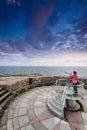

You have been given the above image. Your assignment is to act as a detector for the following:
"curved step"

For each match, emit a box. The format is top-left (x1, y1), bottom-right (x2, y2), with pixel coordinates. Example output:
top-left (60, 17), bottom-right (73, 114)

top-left (55, 96), bottom-right (63, 103)
top-left (55, 93), bottom-right (62, 98)
top-left (0, 89), bottom-right (8, 96)
top-left (0, 87), bottom-right (4, 91)
top-left (52, 96), bottom-right (62, 107)
top-left (0, 91), bottom-right (11, 103)
top-left (0, 94), bottom-right (12, 110)
top-left (47, 103), bottom-right (63, 119)
top-left (51, 101), bottom-right (62, 113)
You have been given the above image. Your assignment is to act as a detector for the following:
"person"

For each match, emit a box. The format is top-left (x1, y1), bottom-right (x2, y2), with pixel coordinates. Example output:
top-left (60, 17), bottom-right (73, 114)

top-left (69, 71), bottom-right (78, 94)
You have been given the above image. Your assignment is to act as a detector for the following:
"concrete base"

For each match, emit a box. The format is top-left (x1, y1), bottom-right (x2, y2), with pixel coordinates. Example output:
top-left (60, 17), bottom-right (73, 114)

top-left (66, 99), bottom-right (80, 111)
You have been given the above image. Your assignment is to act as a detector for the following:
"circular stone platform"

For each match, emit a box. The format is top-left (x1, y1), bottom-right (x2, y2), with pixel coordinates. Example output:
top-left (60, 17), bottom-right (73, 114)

top-left (1, 86), bottom-right (87, 130)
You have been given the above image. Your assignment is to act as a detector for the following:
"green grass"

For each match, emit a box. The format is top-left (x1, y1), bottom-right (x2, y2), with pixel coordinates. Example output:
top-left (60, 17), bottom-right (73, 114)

top-left (11, 73), bottom-right (29, 76)
top-left (8, 73), bottom-right (43, 77)
top-left (31, 73), bottom-right (44, 76)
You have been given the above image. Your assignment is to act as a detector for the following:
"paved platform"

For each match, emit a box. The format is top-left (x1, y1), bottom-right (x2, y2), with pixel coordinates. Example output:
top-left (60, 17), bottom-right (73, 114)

top-left (2, 86), bottom-right (87, 130)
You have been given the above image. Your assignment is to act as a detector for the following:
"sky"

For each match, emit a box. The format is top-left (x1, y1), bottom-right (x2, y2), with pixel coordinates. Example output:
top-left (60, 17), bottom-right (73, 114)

top-left (0, 0), bottom-right (87, 66)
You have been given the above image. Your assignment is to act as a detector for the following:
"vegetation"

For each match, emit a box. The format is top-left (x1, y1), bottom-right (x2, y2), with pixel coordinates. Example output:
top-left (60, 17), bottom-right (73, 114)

top-left (31, 73), bottom-right (44, 76)
top-left (0, 73), bottom-right (43, 77)
top-left (11, 73), bottom-right (29, 76)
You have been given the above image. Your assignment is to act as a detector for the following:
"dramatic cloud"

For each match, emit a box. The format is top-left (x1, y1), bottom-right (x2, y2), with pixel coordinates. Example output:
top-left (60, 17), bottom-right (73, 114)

top-left (0, 0), bottom-right (87, 66)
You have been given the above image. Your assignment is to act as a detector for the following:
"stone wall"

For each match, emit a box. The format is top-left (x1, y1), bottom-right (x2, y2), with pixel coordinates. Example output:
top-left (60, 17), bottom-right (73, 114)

top-left (39, 76), bottom-right (62, 84)
top-left (0, 76), bottom-right (62, 92)
top-left (0, 77), bottom-right (30, 92)
top-left (0, 77), bottom-right (35, 92)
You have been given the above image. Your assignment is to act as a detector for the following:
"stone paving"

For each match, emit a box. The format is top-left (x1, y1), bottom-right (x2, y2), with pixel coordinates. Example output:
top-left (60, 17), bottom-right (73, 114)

top-left (2, 86), bottom-right (87, 130)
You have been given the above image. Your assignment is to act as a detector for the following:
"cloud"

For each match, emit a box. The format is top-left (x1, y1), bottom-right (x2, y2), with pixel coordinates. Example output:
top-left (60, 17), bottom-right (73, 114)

top-left (0, 0), bottom-right (87, 66)
top-left (7, 0), bottom-right (21, 7)
top-left (0, 50), bottom-right (87, 66)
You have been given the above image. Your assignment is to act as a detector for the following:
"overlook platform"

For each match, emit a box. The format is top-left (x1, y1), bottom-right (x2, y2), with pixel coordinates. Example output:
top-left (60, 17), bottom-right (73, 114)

top-left (1, 84), bottom-right (87, 130)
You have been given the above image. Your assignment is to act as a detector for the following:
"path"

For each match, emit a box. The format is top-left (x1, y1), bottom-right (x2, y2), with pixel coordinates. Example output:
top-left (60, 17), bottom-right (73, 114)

top-left (1, 86), bottom-right (87, 130)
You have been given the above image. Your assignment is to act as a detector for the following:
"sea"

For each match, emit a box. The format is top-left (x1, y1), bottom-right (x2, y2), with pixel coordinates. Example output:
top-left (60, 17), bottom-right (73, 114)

top-left (0, 66), bottom-right (87, 78)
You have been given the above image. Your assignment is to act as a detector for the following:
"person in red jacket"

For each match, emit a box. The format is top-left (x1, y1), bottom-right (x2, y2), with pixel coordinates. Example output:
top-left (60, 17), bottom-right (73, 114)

top-left (69, 71), bottom-right (78, 94)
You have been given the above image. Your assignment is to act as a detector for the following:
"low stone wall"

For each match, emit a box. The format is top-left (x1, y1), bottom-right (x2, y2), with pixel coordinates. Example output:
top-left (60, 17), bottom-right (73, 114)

top-left (0, 76), bottom-right (87, 92)
top-left (37, 76), bottom-right (62, 84)
top-left (0, 76), bottom-right (62, 92)
top-left (0, 77), bottom-right (29, 92)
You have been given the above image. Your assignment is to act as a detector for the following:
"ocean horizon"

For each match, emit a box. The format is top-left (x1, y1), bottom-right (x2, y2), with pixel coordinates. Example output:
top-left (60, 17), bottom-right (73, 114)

top-left (0, 66), bottom-right (87, 78)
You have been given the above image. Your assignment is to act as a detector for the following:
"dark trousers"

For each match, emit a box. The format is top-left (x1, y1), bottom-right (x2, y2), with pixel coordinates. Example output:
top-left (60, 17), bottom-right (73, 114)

top-left (73, 83), bottom-right (78, 93)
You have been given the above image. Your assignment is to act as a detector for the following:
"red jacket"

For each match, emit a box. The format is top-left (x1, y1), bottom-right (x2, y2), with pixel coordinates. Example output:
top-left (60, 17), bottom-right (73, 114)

top-left (69, 73), bottom-right (78, 84)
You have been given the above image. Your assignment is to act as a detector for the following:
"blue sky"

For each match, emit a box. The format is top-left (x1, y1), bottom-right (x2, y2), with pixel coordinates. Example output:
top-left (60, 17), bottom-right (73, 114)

top-left (0, 0), bottom-right (87, 66)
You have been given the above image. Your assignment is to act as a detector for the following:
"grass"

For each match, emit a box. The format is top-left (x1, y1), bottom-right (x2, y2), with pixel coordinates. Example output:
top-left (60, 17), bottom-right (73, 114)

top-left (11, 73), bottom-right (44, 77)
top-left (31, 73), bottom-right (44, 76)
top-left (11, 73), bottom-right (29, 76)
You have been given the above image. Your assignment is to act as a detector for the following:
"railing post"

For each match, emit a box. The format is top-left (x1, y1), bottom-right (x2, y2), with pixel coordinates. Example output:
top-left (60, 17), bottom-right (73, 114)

top-left (61, 86), bottom-right (67, 118)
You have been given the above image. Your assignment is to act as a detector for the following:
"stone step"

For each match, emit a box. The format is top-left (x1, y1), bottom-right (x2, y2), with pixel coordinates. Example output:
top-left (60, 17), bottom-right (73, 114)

top-left (0, 87), bottom-right (4, 91)
top-left (0, 89), bottom-right (8, 96)
top-left (52, 96), bottom-right (62, 107)
top-left (51, 100), bottom-right (62, 113)
top-left (55, 96), bottom-right (63, 103)
top-left (0, 91), bottom-right (11, 103)
top-left (0, 94), bottom-right (12, 110)
top-left (55, 93), bottom-right (62, 98)
top-left (47, 103), bottom-right (63, 119)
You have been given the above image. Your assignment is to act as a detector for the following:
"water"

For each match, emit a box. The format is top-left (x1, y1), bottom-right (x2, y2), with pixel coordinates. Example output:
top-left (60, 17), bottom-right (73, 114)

top-left (0, 66), bottom-right (87, 78)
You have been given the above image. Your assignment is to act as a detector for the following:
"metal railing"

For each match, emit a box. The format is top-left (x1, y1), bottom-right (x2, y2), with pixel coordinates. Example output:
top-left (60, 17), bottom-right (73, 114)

top-left (67, 80), bottom-right (85, 96)
top-left (53, 78), bottom-right (85, 98)
top-left (47, 79), bottom-right (67, 118)
top-left (55, 78), bottom-right (85, 96)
